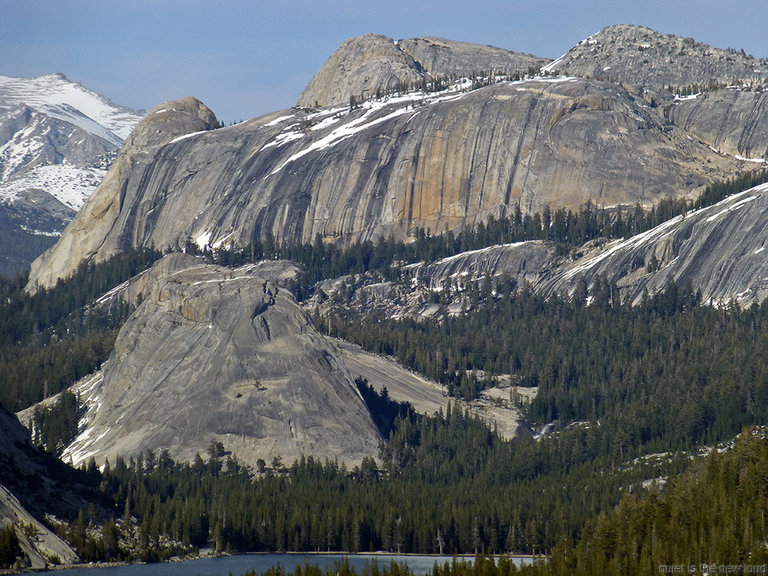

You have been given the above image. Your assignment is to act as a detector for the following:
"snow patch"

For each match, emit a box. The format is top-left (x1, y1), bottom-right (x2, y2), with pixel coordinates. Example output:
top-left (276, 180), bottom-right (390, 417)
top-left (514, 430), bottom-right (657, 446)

top-left (674, 93), bottom-right (700, 101)
top-left (736, 154), bottom-right (767, 164)
top-left (169, 130), bottom-right (207, 145)
top-left (0, 164), bottom-right (107, 210)
top-left (264, 114), bottom-right (294, 127)
top-left (705, 195), bottom-right (758, 223)
top-left (195, 231), bottom-right (212, 249)
top-left (0, 74), bottom-right (142, 143)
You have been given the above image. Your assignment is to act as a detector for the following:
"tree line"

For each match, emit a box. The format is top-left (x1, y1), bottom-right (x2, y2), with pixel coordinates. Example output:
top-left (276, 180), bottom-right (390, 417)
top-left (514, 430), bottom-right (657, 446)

top-left (191, 169), bottom-right (768, 302)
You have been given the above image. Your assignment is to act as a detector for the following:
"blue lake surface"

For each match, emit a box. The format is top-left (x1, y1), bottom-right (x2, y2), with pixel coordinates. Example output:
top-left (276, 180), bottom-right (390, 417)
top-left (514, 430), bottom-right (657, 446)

top-left (55, 553), bottom-right (533, 576)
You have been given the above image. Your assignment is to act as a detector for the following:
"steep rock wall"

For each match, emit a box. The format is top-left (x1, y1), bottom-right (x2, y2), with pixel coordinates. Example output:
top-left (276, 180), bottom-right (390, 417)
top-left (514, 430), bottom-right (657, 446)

top-left (27, 79), bottom-right (742, 291)
top-left (668, 88), bottom-right (768, 160)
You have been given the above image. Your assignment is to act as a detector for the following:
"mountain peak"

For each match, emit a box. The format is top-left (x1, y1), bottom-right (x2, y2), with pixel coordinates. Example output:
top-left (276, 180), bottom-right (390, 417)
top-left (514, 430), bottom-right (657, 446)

top-left (543, 24), bottom-right (768, 90)
top-left (297, 34), bottom-right (423, 108)
top-left (297, 33), bottom-right (550, 109)
top-left (128, 96), bottom-right (219, 150)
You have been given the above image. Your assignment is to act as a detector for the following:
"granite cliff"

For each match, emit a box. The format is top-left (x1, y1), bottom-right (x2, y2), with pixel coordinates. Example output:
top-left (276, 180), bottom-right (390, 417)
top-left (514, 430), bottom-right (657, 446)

top-left (668, 88), bottom-right (768, 160)
top-left (59, 254), bottom-right (382, 468)
top-left (27, 75), bottom-right (743, 291)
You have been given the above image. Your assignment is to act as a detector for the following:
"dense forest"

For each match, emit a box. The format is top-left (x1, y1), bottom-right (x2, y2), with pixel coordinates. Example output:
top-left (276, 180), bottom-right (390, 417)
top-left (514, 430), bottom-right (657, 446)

top-left (60, 394), bottom-right (686, 563)
top-left (2, 171), bottom-right (768, 568)
top-left (324, 279), bottom-right (768, 458)
top-left (535, 428), bottom-right (768, 576)
top-left (0, 207), bottom-right (59, 278)
top-left (0, 246), bottom-right (162, 411)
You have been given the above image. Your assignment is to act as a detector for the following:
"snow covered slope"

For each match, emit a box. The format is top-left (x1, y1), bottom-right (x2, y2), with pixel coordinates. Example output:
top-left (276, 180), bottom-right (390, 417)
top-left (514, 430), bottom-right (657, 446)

top-left (0, 74), bottom-right (143, 275)
top-left (0, 74), bottom-right (143, 210)
top-left (0, 73), bottom-right (139, 145)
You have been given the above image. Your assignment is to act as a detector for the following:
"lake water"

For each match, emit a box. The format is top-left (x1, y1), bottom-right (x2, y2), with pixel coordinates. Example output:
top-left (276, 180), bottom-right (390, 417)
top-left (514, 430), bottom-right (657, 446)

top-left (55, 553), bottom-right (533, 576)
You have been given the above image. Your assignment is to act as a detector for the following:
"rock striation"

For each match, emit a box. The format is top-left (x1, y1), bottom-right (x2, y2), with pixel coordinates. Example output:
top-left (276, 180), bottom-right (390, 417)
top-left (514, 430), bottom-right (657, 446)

top-left (61, 254), bottom-right (382, 468)
top-left (540, 183), bottom-right (768, 306)
top-left (667, 88), bottom-right (768, 160)
top-left (543, 24), bottom-right (768, 92)
top-left (297, 34), bottom-right (424, 108)
top-left (27, 76), bottom-right (744, 291)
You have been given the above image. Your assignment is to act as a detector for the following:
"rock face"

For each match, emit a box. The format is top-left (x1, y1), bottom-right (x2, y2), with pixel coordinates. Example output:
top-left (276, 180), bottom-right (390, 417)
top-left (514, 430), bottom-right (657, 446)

top-left (397, 36), bottom-right (547, 78)
top-left (667, 88), bottom-right (768, 159)
top-left (544, 24), bottom-right (768, 91)
top-left (27, 77), bottom-right (743, 291)
top-left (297, 34), bottom-right (424, 108)
top-left (27, 96), bottom-right (219, 291)
top-left (540, 183), bottom-right (768, 306)
top-left (61, 254), bottom-right (382, 468)
top-left (298, 34), bottom-right (550, 108)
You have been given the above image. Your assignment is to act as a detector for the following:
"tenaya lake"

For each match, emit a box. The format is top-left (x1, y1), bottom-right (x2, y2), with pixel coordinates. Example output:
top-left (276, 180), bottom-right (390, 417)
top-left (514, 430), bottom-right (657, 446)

top-left (51, 553), bottom-right (535, 576)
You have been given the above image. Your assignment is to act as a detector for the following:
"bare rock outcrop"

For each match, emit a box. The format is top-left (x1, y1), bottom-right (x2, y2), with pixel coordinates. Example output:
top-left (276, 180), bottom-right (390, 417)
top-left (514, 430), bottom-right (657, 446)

top-left (540, 183), bottom-right (768, 306)
top-left (398, 36), bottom-right (548, 78)
top-left (544, 24), bottom-right (768, 91)
top-left (298, 33), bottom-right (551, 109)
top-left (27, 96), bottom-right (218, 292)
top-left (297, 34), bottom-right (424, 108)
top-left (61, 254), bottom-right (382, 468)
top-left (667, 88), bottom-right (768, 160)
top-left (27, 76), bottom-right (745, 291)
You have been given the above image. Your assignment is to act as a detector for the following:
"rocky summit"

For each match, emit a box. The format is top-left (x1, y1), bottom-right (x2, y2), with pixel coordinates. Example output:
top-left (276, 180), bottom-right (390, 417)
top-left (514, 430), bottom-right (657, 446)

top-left (59, 254), bottom-right (382, 468)
top-left (543, 24), bottom-right (768, 91)
top-left (298, 33), bottom-right (549, 108)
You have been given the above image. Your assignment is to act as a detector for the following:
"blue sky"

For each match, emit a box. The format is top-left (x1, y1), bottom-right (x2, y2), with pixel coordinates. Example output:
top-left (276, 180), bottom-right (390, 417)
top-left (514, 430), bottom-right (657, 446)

top-left (2, 0), bottom-right (767, 124)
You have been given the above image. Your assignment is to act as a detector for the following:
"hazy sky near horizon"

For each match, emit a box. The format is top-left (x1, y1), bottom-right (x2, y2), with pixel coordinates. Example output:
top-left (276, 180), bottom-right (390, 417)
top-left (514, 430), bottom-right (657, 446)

top-left (2, 0), bottom-right (767, 123)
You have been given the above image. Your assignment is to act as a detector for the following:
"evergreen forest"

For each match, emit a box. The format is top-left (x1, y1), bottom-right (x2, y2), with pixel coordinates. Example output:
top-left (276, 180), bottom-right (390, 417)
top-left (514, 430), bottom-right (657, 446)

top-left (2, 172), bottom-right (768, 570)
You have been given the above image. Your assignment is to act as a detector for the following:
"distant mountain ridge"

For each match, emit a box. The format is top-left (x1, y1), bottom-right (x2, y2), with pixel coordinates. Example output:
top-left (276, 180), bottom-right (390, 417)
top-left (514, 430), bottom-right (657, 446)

top-left (0, 73), bottom-right (143, 275)
top-left (0, 73), bottom-right (143, 206)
